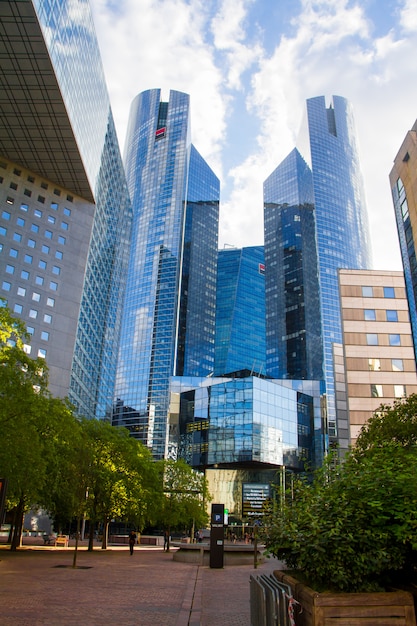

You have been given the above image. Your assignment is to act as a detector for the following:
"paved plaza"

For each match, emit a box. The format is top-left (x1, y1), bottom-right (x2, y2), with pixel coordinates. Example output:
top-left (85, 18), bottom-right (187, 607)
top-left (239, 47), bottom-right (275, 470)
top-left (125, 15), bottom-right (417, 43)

top-left (0, 539), bottom-right (282, 625)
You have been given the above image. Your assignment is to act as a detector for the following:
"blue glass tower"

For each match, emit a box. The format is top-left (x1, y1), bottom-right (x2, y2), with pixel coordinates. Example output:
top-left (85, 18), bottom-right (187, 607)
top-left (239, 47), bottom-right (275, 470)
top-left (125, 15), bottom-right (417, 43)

top-left (306, 96), bottom-right (372, 444)
top-left (114, 89), bottom-right (219, 459)
top-left (264, 148), bottom-right (323, 381)
top-left (214, 246), bottom-right (266, 376)
top-left (0, 0), bottom-right (131, 421)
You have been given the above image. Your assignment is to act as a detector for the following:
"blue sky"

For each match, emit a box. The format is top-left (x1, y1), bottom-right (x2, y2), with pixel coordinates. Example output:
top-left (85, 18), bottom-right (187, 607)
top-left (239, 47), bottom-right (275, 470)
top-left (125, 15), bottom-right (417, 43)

top-left (90, 0), bottom-right (417, 271)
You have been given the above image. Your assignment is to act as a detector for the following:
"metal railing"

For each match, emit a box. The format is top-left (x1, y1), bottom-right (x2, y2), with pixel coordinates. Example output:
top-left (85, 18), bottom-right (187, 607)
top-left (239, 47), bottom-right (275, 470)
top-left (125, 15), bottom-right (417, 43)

top-left (250, 574), bottom-right (298, 626)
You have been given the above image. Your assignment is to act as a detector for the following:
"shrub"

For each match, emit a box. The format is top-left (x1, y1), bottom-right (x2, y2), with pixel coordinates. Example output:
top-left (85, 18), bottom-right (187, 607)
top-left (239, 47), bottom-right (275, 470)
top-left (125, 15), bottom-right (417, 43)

top-left (262, 441), bottom-right (417, 592)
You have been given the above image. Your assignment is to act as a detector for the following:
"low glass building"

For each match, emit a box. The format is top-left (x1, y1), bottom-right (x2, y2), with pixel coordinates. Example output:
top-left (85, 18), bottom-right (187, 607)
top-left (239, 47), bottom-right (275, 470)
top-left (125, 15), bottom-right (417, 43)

top-left (170, 374), bottom-right (322, 470)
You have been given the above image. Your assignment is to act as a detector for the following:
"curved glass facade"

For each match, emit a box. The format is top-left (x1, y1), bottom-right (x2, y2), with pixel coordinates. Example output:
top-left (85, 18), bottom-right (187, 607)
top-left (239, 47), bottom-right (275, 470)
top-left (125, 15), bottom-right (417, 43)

top-left (307, 96), bottom-right (372, 442)
top-left (114, 90), bottom-right (219, 459)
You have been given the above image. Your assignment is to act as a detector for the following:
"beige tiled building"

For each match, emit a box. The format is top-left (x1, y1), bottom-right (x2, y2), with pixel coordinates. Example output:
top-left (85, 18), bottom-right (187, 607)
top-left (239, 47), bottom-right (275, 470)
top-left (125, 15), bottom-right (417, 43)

top-left (389, 120), bottom-right (417, 367)
top-left (339, 269), bottom-right (417, 445)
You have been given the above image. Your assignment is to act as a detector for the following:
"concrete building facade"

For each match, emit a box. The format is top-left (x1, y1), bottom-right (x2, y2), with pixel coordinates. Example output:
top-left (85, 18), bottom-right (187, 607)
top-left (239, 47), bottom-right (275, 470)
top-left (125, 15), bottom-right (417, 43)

top-left (339, 269), bottom-right (417, 445)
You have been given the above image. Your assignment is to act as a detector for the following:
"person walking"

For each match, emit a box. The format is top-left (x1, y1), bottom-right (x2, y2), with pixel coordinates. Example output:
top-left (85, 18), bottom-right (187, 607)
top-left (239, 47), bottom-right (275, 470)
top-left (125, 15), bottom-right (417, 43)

top-left (128, 530), bottom-right (137, 555)
top-left (163, 530), bottom-right (169, 551)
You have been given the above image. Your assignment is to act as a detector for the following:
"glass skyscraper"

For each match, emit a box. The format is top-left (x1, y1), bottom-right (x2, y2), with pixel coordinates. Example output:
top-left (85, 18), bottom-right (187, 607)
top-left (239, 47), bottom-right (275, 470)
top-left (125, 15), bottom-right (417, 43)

top-left (214, 246), bottom-right (266, 377)
top-left (0, 0), bottom-right (131, 420)
top-left (114, 89), bottom-right (219, 459)
top-left (264, 148), bottom-right (323, 381)
top-left (306, 96), bottom-right (372, 446)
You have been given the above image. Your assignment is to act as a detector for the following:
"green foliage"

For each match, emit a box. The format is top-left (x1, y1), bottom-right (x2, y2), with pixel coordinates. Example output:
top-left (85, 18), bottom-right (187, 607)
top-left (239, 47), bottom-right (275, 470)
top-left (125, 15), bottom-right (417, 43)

top-left (262, 395), bottom-right (417, 592)
top-left (158, 459), bottom-right (210, 533)
top-left (0, 304), bottom-right (167, 548)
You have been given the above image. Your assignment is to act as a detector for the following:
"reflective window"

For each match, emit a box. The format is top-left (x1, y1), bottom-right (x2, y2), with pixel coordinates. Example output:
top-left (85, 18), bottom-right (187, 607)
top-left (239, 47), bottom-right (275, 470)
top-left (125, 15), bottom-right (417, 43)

top-left (364, 309), bottom-right (376, 321)
top-left (366, 333), bottom-right (378, 345)
top-left (394, 385), bottom-right (406, 398)
top-left (368, 358), bottom-right (380, 371)
top-left (371, 384), bottom-right (383, 398)
top-left (392, 359), bottom-right (404, 372)
top-left (362, 286), bottom-right (373, 297)
top-left (386, 310), bottom-right (398, 322)
top-left (389, 334), bottom-right (401, 346)
top-left (383, 286), bottom-right (395, 298)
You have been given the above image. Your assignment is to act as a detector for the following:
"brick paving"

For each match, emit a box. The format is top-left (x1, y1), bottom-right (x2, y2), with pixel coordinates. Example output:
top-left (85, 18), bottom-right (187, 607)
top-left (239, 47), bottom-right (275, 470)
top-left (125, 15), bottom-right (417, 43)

top-left (0, 541), bottom-right (283, 625)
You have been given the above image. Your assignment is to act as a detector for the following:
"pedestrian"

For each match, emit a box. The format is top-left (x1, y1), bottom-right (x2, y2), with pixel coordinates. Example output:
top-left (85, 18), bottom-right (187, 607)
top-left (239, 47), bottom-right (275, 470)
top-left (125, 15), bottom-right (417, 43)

top-left (163, 530), bottom-right (169, 551)
top-left (128, 530), bottom-right (137, 555)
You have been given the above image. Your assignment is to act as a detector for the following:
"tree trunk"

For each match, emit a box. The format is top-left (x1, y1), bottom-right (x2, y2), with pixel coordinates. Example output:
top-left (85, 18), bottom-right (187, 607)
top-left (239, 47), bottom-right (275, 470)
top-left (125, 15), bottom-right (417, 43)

top-left (88, 521), bottom-right (95, 551)
top-left (10, 496), bottom-right (25, 551)
top-left (101, 519), bottom-right (109, 549)
top-left (72, 516), bottom-right (81, 568)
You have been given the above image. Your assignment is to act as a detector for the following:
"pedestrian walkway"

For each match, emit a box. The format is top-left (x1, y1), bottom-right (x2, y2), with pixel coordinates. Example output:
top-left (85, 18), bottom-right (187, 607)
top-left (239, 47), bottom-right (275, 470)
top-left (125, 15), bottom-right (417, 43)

top-left (0, 541), bottom-right (283, 625)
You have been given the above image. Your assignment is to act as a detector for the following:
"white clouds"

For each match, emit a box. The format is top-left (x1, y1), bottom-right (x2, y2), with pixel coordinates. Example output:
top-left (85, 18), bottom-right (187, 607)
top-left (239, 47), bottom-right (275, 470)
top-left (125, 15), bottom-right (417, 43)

top-left (210, 0), bottom-right (262, 90)
top-left (90, 0), bottom-right (417, 270)
top-left (400, 0), bottom-right (417, 33)
top-left (91, 0), bottom-right (226, 167)
top-left (219, 0), bottom-right (417, 267)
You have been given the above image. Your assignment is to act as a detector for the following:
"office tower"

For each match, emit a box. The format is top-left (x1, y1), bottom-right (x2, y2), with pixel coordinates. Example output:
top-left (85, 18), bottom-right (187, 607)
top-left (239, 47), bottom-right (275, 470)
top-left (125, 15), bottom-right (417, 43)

top-left (390, 121), bottom-right (417, 361)
top-left (0, 1), bottom-right (131, 419)
top-left (264, 148), bottom-right (323, 381)
top-left (214, 246), bottom-right (266, 377)
top-left (306, 96), bottom-right (372, 450)
top-left (114, 89), bottom-right (219, 459)
top-left (339, 269), bottom-right (417, 445)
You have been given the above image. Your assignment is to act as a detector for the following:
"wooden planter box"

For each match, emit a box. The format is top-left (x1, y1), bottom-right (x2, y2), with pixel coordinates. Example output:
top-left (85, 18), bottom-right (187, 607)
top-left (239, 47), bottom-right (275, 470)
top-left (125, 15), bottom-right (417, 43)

top-left (274, 570), bottom-right (416, 626)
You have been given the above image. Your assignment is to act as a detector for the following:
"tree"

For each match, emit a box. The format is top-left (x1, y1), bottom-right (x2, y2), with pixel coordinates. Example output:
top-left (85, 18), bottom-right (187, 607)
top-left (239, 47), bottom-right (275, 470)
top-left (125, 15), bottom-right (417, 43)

top-left (77, 418), bottom-right (157, 550)
top-left (354, 393), bottom-right (417, 453)
top-left (262, 397), bottom-right (417, 592)
top-left (0, 303), bottom-right (70, 549)
top-left (158, 459), bottom-right (210, 551)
